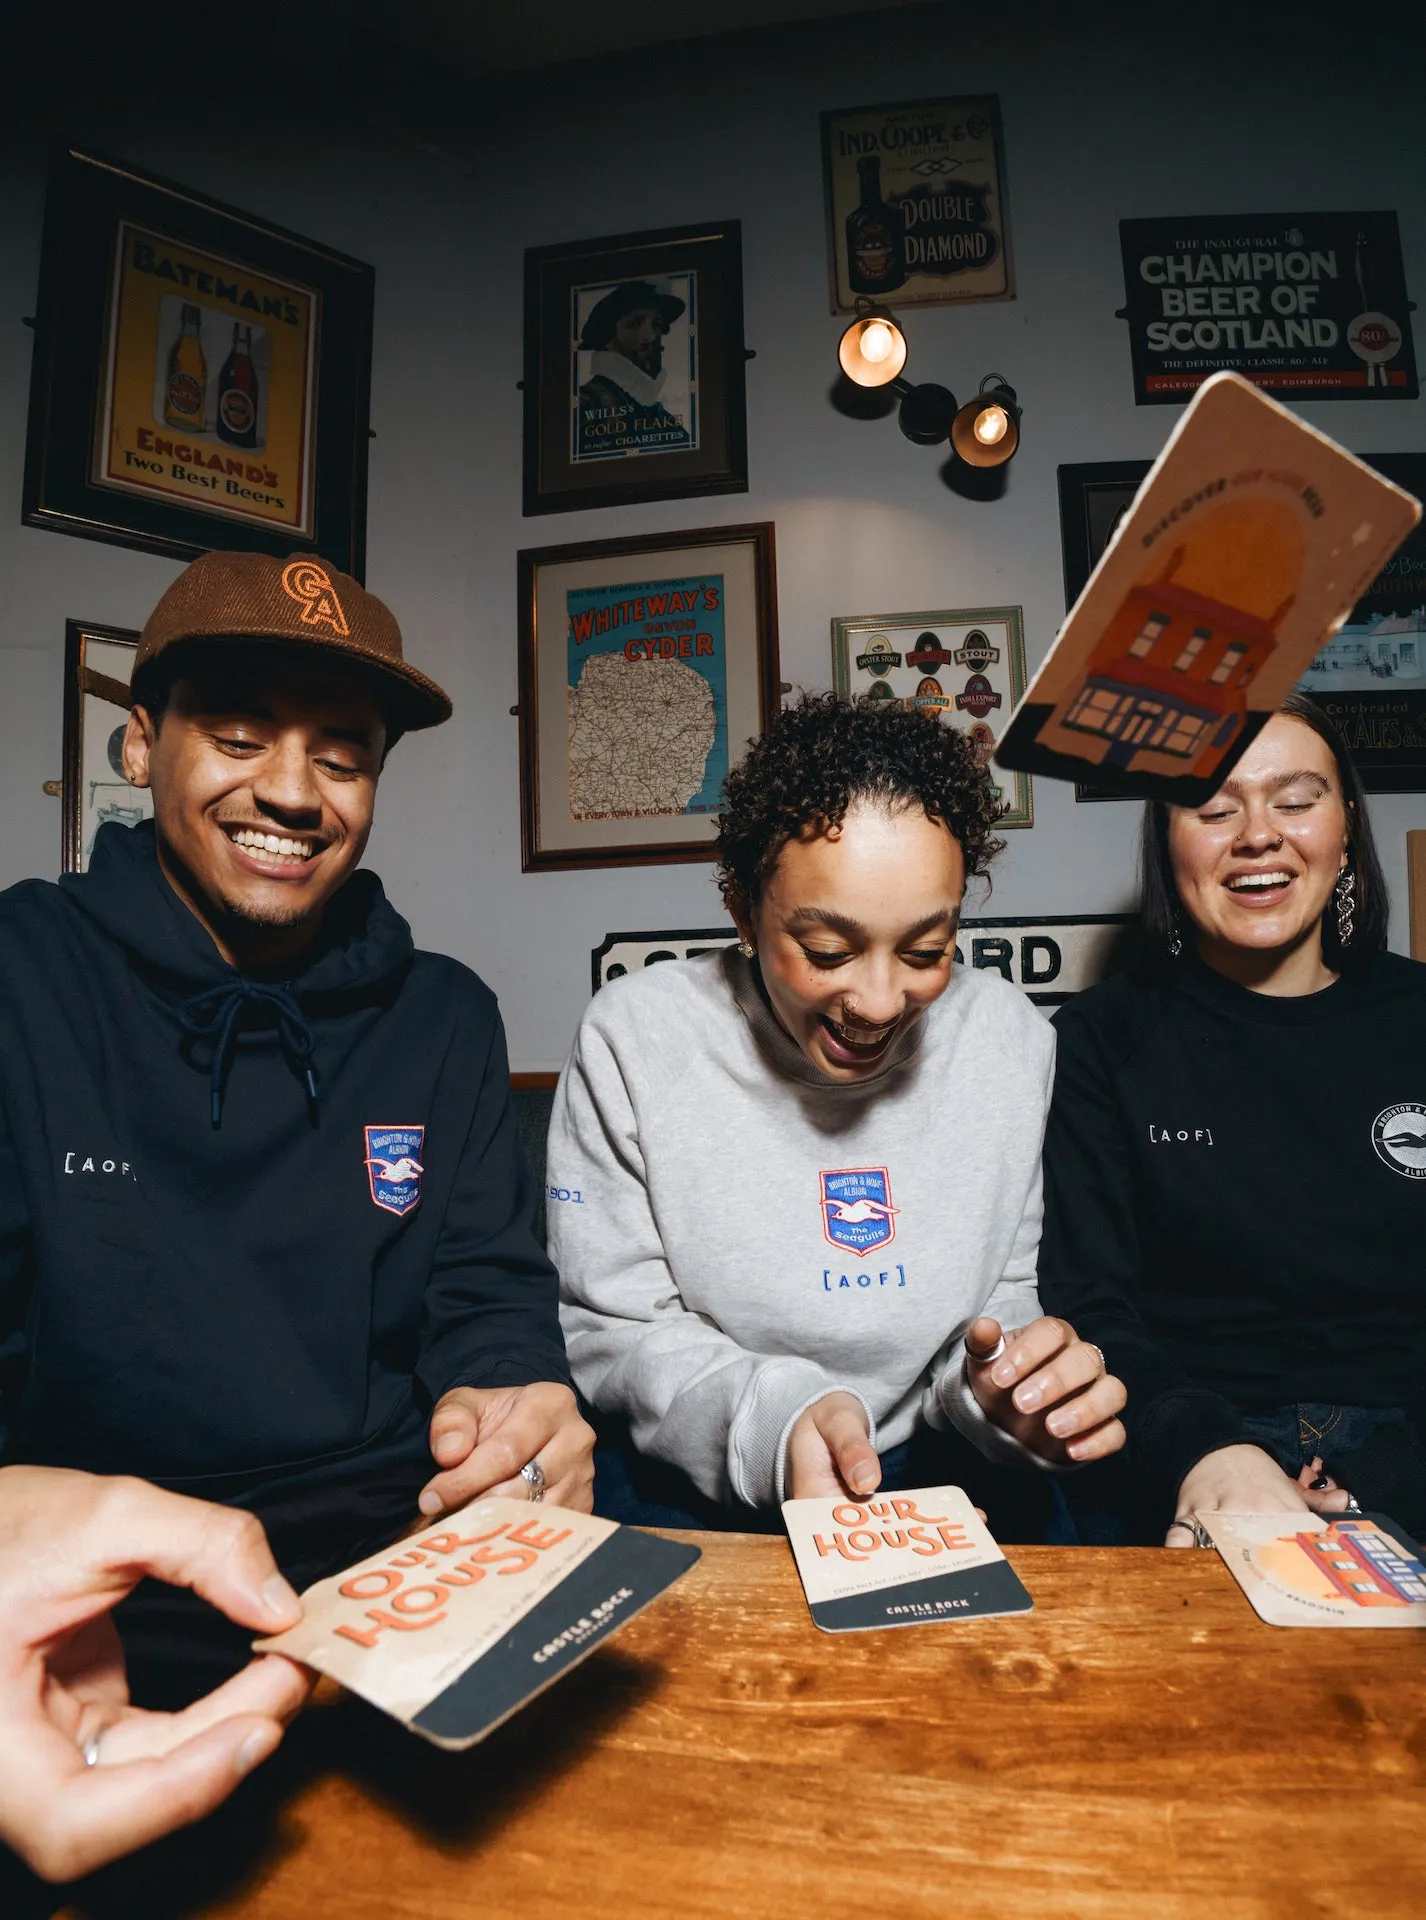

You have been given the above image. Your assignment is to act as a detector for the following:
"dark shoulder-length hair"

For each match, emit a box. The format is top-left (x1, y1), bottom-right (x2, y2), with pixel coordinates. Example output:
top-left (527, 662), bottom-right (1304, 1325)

top-left (1138, 691), bottom-right (1389, 970)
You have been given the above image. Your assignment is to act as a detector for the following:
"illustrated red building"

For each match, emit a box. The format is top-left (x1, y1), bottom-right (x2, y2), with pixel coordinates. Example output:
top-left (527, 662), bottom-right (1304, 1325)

top-left (1058, 544), bottom-right (1293, 778)
top-left (1295, 1521), bottom-right (1426, 1610)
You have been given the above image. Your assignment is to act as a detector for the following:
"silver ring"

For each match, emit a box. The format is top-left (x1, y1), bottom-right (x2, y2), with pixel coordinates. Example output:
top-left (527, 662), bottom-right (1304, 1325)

top-left (973, 1334), bottom-right (1006, 1365)
top-left (82, 1736), bottom-right (102, 1769)
top-left (1166, 1519), bottom-right (1196, 1536)
top-left (519, 1458), bottom-right (546, 1503)
top-left (1087, 1343), bottom-right (1107, 1377)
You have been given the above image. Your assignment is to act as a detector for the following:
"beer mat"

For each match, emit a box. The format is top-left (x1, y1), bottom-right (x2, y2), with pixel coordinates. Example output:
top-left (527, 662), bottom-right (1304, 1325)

top-left (995, 370), bottom-right (1421, 803)
top-left (1199, 1510), bottom-right (1426, 1628)
top-left (781, 1485), bottom-right (1032, 1633)
top-left (253, 1497), bottom-right (700, 1749)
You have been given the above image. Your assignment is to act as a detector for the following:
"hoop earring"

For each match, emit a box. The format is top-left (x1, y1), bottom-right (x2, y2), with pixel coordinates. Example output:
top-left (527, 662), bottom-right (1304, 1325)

top-left (1335, 867), bottom-right (1356, 949)
top-left (736, 939), bottom-right (755, 958)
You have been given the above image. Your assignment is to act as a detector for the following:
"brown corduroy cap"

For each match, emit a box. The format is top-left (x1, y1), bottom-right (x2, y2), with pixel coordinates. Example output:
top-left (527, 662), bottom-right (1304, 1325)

top-left (131, 551), bottom-right (452, 731)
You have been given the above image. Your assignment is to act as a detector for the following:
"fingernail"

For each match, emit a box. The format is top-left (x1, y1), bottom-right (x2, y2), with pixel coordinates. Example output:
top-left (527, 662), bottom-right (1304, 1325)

top-left (418, 1490), bottom-right (442, 1515)
top-left (236, 1725), bottom-right (279, 1777)
top-left (1310, 1474), bottom-right (1330, 1490)
top-left (1014, 1383), bottom-right (1043, 1412)
top-left (260, 1574), bottom-right (300, 1620)
top-left (1046, 1410), bottom-right (1074, 1437)
top-left (990, 1362), bottom-right (1016, 1388)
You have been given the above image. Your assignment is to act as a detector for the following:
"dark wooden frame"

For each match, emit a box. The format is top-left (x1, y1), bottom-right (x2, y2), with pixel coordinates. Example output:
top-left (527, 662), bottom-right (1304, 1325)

top-left (1060, 454), bottom-right (1426, 798)
top-left (61, 620), bottom-right (142, 873)
top-left (522, 220), bottom-right (748, 517)
top-left (23, 143), bottom-right (374, 575)
top-left (517, 523), bottom-right (780, 872)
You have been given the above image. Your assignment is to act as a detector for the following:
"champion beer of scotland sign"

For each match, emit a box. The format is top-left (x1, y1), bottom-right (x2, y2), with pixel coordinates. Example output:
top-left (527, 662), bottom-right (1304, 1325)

top-left (1119, 211), bottom-right (1417, 406)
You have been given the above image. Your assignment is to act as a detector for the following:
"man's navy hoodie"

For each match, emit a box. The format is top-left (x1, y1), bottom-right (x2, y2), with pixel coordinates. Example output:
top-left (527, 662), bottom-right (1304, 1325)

top-left (0, 821), bottom-right (569, 1693)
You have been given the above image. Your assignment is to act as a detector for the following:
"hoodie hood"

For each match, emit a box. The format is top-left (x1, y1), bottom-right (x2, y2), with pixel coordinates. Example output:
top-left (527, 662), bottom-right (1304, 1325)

top-left (59, 820), bottom-right (415, 1000)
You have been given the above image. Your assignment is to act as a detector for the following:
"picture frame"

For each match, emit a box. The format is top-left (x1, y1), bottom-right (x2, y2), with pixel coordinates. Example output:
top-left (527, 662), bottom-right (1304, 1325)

top-left (820, 96), bottom-right (1012, 314)
top-left (23, 143), bottom-right (374, 574)
top-left (1060, 454), bottom-right (1426, 796)
top-left (522, 221), bottom-right (748, 516)
top-left (517, 523), bottom-right (779, 871)
top-left (60, 621), bottom-right (150, 874)
top-left (830, 605), bottom-right (1032, 827)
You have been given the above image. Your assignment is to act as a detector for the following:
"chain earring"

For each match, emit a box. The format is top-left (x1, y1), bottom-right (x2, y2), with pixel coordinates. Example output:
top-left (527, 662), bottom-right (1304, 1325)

top-left (1335, 867), bottom-right (1356, 949)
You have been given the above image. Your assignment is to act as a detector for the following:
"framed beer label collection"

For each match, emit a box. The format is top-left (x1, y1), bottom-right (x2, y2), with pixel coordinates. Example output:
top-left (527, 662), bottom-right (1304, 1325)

top-left (830, 605), bottom-right (1032, 827)
top-left (820, 96), bottom-right (1013, 313)
top-left (23, 145), bottom-right (374, 574)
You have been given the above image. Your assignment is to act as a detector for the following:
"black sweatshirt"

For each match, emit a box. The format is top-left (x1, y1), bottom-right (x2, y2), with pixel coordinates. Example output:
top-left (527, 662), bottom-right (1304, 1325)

top-left (0, 821), bottom-right (569, 1586)
top-left (1038, 947), bottom-right (1426, 1532)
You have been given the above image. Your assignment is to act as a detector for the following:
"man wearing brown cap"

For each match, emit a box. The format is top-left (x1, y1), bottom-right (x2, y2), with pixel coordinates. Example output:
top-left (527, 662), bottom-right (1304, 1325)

top-left (0, 551), bottom-right (593, 1705)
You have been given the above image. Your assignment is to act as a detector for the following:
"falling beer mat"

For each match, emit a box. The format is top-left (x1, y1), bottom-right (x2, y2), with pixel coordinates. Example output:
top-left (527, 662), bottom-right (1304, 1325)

top-left (1199, 1510), bottom-right (1426, 1628)
top-left (781, 1484), bottom-right (1032, 1632)
top-left (254, 1497), bottom-right (699, 1748)
top-left (995, 369), bottom-right (1421, 802)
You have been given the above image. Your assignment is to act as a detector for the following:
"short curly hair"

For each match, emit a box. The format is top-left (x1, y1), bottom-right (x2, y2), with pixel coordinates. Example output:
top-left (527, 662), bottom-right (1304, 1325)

top-left (715, 692), bottom-right (1006, 919)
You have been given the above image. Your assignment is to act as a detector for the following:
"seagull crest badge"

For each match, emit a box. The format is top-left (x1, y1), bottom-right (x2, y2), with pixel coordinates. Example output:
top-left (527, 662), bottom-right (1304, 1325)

top-left (365, 1125), bottom-right (426, 1217)
top-left (820, 1167), bottom-right (898, 1255)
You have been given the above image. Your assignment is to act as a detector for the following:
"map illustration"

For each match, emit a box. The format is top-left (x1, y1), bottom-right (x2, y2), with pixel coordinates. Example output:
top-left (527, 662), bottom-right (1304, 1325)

top-left (566, 574), bottom-right (727, 820)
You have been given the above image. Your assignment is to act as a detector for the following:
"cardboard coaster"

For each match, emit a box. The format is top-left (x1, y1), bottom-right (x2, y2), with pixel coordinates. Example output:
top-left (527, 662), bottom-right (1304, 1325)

top-left (997, 371), bottom-right (1421, 802)
top-left (781, 1485), bottom-right (1032, 1633)
top-left (255, 1497), bottom-right (700, 1748)
top-left (1200, 1510), bottom-right (1426, 1628)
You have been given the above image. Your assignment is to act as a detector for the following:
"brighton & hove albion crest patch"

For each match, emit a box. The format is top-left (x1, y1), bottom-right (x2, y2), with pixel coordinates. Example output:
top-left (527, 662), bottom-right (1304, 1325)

top-left (820, 1167), bottom-right (899, 1255)
top-left (1371, 1104), bottom-right (1426, 1180)
top-left (365, 1125), bottom-right (426, 1216)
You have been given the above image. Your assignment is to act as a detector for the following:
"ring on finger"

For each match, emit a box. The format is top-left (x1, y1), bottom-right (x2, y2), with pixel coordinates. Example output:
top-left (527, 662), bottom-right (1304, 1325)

top-left (1085, 1342), bottom-right (1107, 1377)
top-left (520, 1458), bottom-right (546, 1503)
top-left (973, 1334), bottom-right (1006, 1365)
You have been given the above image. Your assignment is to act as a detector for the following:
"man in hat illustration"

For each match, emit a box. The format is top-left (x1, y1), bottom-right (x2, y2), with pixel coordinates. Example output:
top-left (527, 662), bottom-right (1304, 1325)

top-left (576, 277), bottom-right (692, 458)
top-left (0, 551), bottom-right (593, 1706)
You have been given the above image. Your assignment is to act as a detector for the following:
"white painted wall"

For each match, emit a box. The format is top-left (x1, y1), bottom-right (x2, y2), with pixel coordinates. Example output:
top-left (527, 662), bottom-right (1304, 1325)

top-left (2, 2), bottom-right (1422, 1067)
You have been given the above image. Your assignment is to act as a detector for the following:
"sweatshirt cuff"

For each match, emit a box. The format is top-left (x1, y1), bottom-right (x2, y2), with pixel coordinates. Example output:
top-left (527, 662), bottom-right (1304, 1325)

top-left (934, 1351), bottom-right (1064, 1473)
top-left (1132, 1387), bottom-right (1255, 1513)
top-left (729, 1361), bottom-right (875, 1508)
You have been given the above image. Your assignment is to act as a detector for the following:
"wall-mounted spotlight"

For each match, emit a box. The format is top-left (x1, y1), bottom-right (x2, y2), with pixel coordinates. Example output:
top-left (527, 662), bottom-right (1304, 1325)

top-left (836, 301), bottom-right (1021, 469)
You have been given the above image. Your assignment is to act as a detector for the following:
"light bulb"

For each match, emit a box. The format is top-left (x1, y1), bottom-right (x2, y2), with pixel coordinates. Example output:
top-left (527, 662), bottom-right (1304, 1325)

top-left (974, 404), bottom-right (1009, 445)
top-left (860, 320), bottom-right (894, 363)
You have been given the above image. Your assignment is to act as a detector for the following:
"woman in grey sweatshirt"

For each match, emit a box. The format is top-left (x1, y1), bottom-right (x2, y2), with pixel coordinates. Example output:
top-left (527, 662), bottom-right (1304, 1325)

top-left (548, 696), bottom-right (1126, 1529)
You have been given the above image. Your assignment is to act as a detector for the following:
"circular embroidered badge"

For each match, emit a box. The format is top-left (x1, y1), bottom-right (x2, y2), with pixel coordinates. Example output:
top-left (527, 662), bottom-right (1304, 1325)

top-left (1371, 1103), bottom-right (1426, 1179)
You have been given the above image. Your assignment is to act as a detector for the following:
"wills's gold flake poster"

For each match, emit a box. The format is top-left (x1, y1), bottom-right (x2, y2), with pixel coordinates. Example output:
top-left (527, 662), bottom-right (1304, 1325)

top-left (93, 223), bottom-right (318, 536)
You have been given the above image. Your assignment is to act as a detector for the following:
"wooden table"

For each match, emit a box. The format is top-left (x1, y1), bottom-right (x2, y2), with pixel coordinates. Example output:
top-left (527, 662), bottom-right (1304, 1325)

top-left (48, 1535), bottom-right (1426, 1920)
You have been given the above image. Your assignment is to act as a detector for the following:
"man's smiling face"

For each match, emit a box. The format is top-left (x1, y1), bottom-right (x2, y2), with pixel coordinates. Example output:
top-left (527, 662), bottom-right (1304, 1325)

top-left (122, 643), bottom-right (387, 967)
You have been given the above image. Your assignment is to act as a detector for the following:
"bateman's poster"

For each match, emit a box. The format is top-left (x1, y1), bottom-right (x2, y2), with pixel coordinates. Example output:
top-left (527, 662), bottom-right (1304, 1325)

top-left (93, 223), bottom-right (318, 535)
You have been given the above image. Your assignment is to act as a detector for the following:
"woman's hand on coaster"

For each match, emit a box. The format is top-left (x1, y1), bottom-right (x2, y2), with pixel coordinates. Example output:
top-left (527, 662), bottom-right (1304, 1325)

top-left (1296, 1454), bottom-right (1354, 1516)
top-left (1166, 1443), bottom-right (1313, 1547)
top-left (420, 1381), bottom-right (596, 1517)
top-left (0, 1466), bottom-right (309, 1884)
top-left (786, 1392), bottom-right (881, 1501)
top-left (966, 1315), bottom-right (1127, 1464)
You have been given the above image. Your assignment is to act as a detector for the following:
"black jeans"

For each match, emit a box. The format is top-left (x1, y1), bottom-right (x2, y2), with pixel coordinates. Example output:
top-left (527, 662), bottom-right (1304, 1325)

top-left (1065, 1402), bottom-right (1407, 1546)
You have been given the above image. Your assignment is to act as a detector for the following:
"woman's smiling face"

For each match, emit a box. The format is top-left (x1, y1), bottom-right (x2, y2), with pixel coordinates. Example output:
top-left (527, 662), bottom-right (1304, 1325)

top-left (744, 799), bottom-right (966, 1081)
top-left (1167, 713), bottom-right (1350, 966)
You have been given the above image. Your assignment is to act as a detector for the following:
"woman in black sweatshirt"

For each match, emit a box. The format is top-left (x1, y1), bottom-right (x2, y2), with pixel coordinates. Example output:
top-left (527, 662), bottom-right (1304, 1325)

top-left (1038, 693), bottom-right (1426, 1544)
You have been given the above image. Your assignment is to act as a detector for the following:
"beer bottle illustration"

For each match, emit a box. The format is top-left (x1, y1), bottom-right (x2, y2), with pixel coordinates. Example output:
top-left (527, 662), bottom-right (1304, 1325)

top-left (163, 303), bottom-right (207, 430)
top-left (845, 155), bottom-right (906, 296)
top-left (216, 323), bottom-right (259, 448)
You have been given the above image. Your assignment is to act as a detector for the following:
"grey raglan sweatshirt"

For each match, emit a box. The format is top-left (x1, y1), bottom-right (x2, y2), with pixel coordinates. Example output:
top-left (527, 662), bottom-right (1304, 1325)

top-left (548, 948), bottom-right (1056, 1509)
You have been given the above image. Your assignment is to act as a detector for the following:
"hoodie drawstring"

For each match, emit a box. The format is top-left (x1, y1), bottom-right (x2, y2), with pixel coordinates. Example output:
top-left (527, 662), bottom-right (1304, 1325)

top-left (178, 979), bottom-right (319, 1128)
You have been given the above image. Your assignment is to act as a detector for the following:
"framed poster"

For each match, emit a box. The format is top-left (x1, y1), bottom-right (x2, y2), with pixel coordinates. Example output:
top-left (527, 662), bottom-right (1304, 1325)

top-left (23, 144), bottom-right (373, 573)
top-left (820, 96), bottom-right (1012, 313)
top-left (523, 221), bottom-right (748, 516)
top-left (60, 622), bottom-right (151, 874)
top-left (830, 606), bottom-right (1031, 827)
top-left (518, 524), bottom-right (779, 871)
top-left (1119, 211), bottom-right (1418, 406)
top-left (1060, 455), bottom-right (1426, 796)
top-left (592, 915), bottom-right (1136, 1006)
